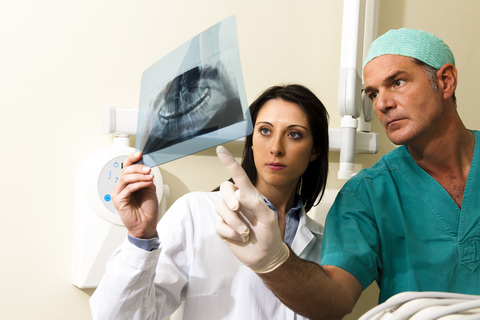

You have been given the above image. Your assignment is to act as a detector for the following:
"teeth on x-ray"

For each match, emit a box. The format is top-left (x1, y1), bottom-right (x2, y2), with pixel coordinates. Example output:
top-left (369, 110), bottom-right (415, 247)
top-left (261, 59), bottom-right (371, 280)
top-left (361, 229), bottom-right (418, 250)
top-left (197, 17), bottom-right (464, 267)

top-left (159, 66), bottom-right (208, 119)
top-left (142, 62), bottom-right (244, 153)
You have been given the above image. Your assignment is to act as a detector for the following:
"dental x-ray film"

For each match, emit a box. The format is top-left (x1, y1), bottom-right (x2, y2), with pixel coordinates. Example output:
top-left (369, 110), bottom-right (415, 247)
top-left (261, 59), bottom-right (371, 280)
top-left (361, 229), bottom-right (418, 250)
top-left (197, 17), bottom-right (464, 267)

top-left (136, 15), bottom-right (252, 167)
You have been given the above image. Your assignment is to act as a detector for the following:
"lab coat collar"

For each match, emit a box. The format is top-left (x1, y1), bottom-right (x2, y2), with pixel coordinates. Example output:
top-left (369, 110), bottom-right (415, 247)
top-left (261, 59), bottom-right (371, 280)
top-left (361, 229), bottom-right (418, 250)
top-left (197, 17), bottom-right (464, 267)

top-left (291, 207), bottom-right (324, 257)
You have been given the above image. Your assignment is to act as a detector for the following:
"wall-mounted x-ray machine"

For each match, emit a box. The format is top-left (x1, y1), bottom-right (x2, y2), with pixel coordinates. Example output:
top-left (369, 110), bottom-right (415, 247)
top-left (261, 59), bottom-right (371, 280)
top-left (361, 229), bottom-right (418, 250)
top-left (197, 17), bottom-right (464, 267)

top-left (71, 107), bottom-right (169, 289)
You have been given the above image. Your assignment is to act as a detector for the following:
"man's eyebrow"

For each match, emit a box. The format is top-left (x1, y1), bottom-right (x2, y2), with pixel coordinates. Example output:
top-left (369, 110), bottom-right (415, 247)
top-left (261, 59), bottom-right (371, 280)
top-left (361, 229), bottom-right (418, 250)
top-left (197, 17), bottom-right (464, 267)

top-left (364, 71), bottom-right (407, 95)
top-left (363, 86), bottom-right (374, 95)
top-left (385, 71), bottom-right (406, 83)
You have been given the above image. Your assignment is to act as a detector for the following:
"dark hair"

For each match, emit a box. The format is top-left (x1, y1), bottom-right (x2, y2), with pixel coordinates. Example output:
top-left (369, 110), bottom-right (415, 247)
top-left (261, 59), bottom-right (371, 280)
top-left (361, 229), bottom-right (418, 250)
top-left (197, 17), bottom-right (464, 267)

top-left (411, 58), bottom-right (456, 103)
top-left (240, 84), bottom-right (329, 212)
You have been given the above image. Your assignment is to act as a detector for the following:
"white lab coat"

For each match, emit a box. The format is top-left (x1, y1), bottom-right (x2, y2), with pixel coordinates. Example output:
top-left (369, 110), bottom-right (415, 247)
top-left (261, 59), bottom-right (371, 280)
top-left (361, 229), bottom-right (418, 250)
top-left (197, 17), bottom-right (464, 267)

top-left (90, 191), bottom-right (323, 320)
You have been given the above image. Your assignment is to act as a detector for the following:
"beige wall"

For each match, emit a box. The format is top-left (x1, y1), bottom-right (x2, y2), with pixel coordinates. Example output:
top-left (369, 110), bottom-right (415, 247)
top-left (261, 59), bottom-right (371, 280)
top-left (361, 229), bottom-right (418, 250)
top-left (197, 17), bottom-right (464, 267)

top-left (1, 1), bottom-right (479, 319)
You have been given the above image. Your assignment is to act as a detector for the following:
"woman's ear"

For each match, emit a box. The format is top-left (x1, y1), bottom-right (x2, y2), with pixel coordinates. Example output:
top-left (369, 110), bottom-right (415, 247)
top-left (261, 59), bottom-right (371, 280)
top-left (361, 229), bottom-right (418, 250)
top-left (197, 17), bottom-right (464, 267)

top-left (310, 148), bottom-right (320, 162)
top-left (437, 63), bottom-right (457, 101)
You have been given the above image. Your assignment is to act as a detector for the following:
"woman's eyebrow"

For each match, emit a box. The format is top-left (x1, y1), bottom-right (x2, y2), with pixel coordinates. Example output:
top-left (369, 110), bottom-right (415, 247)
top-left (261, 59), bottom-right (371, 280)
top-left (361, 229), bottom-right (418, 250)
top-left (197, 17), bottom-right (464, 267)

top-left (256, 121), bottom-right (308, 130)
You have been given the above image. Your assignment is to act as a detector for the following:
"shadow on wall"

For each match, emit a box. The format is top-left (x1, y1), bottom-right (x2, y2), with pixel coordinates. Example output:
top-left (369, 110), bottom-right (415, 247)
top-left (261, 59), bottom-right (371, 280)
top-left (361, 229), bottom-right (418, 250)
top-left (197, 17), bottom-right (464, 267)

top-left (82, 288), bottom-right (95, 297)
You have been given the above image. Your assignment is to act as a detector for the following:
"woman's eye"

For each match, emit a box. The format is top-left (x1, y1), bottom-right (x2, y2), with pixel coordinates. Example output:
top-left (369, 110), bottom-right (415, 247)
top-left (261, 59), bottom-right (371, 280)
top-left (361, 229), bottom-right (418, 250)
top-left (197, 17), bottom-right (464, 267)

top-left (289, 131), bottom-right (302, 139)
top-left (260, 127), bottom-right (271, 135)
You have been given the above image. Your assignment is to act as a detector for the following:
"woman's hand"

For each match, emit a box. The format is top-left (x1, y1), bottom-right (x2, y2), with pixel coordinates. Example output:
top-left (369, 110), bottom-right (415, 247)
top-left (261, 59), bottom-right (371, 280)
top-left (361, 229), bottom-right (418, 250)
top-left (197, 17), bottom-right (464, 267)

top-left (112, 152), bottom-right (159, 239)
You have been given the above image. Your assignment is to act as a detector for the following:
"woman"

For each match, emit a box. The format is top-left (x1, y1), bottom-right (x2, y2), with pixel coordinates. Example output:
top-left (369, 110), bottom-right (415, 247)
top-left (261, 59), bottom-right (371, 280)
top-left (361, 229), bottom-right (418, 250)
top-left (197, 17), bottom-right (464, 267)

top-left (90, 84), bottom-right (329, 320)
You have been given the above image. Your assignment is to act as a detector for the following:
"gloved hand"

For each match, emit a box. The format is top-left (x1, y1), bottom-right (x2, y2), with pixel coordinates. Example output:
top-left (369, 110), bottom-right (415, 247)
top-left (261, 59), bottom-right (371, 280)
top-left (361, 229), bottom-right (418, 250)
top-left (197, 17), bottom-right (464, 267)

top-left (215, 145), bottom-right (290, 273)
top-left (112, 151), bottom-right (160, 239)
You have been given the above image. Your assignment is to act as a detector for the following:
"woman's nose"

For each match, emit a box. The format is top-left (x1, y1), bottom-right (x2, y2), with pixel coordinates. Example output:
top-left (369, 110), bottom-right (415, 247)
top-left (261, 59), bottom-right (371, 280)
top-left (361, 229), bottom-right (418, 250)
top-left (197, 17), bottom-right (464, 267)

top-left (270, 136), bottom-right (284, 156)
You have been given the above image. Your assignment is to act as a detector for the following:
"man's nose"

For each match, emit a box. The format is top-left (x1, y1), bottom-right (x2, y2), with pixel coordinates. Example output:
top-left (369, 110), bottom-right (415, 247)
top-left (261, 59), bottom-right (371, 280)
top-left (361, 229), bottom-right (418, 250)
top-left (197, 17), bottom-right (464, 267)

top-left (374, 90), bottom-right (395, 114)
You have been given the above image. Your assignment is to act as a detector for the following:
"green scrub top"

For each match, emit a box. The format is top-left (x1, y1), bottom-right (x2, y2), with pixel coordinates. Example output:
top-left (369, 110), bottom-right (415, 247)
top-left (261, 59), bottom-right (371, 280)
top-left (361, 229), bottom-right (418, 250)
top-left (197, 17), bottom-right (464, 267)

top-left (321, 130), bottom-right (480, 303)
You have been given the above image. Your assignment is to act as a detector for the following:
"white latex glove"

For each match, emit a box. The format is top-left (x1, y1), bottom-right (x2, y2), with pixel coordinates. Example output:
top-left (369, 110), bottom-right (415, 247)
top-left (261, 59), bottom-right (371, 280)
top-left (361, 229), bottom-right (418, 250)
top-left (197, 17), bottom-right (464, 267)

top-left (215, 145), bottom-right (290, 273)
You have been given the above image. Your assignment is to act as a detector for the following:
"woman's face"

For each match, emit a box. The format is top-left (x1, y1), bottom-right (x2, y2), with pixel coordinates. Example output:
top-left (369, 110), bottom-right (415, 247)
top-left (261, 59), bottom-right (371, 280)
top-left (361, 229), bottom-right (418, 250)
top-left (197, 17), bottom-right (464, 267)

top-left (252, 98), bottom-right (318, 193)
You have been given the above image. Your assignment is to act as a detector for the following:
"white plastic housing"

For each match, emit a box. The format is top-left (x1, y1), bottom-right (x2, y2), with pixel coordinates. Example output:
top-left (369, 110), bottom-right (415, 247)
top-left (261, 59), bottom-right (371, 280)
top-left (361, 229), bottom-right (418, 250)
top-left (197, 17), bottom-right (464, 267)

top-left (102, 107), bottom-right (138, 136)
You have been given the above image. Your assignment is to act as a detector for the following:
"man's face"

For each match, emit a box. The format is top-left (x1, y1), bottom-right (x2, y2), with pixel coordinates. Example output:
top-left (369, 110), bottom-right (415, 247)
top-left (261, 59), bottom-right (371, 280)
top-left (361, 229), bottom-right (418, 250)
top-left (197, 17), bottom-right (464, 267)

top-left (363, 54), bottom-right (446, 146)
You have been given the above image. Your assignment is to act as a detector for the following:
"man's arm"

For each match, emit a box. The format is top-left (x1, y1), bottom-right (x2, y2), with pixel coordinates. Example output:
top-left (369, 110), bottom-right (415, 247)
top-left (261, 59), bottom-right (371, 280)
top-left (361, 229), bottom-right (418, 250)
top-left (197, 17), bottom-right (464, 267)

top-left (260, 252), bottom-right (362, 320)
top-left (215, 146), bottom-right (363, 319)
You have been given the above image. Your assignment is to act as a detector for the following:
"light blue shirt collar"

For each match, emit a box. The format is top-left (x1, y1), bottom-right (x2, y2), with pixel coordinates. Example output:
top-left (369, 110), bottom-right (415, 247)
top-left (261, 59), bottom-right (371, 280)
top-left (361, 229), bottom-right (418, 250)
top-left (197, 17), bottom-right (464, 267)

top-left (263, 196), bottom-right (302, 246)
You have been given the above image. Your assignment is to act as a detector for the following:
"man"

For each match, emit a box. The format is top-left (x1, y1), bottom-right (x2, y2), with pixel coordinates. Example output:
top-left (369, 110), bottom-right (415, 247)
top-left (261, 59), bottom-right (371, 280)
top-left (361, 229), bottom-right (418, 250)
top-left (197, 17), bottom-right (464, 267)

top-left (215, 28), bottom-right (480, 320)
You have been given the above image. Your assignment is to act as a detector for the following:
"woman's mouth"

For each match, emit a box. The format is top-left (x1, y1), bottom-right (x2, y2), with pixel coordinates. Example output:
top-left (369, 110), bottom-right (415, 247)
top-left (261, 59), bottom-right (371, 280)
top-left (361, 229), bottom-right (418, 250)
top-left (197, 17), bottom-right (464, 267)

top-left (267, 163), bottom-right (286, 170)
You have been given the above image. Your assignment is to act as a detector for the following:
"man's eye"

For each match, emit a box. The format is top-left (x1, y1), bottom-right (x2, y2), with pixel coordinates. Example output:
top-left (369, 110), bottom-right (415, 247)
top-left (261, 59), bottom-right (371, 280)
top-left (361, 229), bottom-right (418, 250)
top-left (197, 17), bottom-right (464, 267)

top-left (394, 79), bottom-right (405, 87)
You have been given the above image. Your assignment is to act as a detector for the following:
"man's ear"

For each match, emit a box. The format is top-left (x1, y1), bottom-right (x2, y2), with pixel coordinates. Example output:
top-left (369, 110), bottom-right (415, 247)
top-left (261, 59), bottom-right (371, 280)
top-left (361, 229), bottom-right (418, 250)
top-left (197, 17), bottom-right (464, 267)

top-left (437, 63), bottom-right (457, 100)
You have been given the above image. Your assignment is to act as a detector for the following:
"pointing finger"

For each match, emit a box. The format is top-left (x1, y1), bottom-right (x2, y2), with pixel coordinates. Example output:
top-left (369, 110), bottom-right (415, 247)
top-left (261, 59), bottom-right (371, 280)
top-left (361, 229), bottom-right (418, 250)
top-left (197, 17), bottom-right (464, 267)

top-left (216, 146), bottom-right (256, 193)
top-left (216, 145), bottom-right (273, 222)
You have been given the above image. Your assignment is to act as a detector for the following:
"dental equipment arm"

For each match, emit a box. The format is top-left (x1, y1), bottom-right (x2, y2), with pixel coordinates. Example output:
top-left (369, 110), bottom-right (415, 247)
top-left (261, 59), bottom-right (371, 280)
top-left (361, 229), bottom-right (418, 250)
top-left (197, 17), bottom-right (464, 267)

top-left (335, 0), bottom-right (378, 179)
top-left (215, 146), bottom-right (363, 319)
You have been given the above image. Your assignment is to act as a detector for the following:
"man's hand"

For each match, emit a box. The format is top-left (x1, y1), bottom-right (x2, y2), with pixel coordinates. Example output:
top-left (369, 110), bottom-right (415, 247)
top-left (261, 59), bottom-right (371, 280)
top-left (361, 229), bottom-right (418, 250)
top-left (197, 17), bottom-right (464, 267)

top-left (112, 152), bottom-right (159, 239)
top-left (215, 146), bottom-right (289, 273)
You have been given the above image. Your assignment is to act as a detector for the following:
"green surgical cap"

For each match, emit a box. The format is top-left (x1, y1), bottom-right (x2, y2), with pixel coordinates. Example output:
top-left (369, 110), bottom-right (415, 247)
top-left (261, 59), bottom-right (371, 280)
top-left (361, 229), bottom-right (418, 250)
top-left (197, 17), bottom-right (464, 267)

top-left (363, 28), bottom-right (455, 69)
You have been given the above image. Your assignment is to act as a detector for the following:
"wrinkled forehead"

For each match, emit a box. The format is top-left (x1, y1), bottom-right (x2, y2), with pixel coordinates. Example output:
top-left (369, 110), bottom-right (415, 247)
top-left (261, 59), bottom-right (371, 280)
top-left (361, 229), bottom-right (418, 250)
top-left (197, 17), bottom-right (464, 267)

top-left (363, 28), bottom-right (455, 70)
